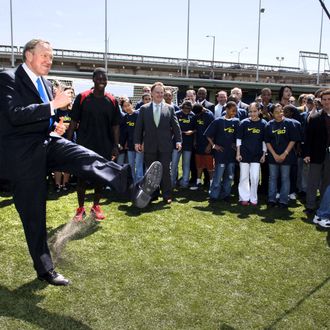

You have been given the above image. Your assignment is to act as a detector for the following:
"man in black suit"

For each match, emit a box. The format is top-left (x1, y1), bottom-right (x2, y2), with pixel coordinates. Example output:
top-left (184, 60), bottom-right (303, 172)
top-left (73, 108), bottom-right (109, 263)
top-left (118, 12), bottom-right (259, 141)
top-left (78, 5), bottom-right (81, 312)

top-left (134, 82), bottom-right (182, 204)
top-left (230, 87), bottom-right (249, 110)
top-left (0, 39), bottom-right (162, 286)
top-left (197, 87), bottom-right (215, 113)
top-left (304, 89), bottom-right (330, 213)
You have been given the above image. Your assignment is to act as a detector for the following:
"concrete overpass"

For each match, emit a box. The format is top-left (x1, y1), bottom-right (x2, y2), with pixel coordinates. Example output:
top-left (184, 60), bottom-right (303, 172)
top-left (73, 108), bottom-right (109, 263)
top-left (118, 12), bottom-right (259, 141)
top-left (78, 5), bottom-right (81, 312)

top-left (1, 45), bottom-right (329, 103)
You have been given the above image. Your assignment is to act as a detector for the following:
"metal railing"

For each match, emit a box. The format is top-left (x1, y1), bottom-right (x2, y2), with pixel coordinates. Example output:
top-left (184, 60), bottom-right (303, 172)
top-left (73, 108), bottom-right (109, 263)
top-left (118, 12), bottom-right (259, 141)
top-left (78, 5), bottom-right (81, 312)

top-left (0, 44), bottom-right (303, 73)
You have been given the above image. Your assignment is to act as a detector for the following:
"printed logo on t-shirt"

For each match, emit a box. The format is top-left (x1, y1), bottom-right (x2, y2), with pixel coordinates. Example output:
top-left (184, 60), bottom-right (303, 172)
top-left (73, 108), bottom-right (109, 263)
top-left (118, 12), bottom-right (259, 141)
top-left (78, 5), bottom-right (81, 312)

top-left (180, 118), bottom-right (191, 124)
top-left (248, 127), bottom-right (261, 134)
top-left (224, 127), bottom-right (235, 133)
top-left (127, 121), bottom-right (135, 127)
top-left (197, 119), bottom-right (204, 125)
top-left (272, 127), bottom-right (286, 135)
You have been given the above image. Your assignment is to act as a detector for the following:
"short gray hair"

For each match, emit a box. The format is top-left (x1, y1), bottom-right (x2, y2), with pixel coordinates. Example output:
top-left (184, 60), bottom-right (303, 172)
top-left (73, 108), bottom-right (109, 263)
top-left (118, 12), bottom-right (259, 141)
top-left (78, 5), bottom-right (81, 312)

top-left (22, 39), bottom-right (51, 62)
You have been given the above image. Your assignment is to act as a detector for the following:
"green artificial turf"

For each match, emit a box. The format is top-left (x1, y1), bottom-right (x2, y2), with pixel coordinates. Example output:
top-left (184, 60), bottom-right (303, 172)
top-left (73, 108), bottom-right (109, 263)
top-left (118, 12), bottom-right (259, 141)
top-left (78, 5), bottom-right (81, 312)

top-left (0, 187), bottom-right (329, 330)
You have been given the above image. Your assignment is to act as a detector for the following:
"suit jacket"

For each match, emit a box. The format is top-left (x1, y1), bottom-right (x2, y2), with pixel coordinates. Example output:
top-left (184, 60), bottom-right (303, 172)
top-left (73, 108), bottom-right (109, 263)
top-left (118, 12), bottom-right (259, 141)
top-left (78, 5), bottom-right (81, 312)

top-left (134, 102), bottom-right (182, 153)
top-left (238, 100), bottom-right (249, 110)
top-left (199, 100), bottom-right (215, 113)
top-left (305, 110), bottom-right (329, 164)
top-left (0, 64), bottom-right (53, 180)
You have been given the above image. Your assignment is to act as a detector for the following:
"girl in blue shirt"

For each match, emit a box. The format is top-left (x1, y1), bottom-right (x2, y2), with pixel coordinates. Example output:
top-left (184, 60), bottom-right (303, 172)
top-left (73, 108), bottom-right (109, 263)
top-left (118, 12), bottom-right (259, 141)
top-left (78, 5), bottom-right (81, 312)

top-left (236, 102), bottom-right (267, 205)
top-left (204, 101), bottom-right (239, 201)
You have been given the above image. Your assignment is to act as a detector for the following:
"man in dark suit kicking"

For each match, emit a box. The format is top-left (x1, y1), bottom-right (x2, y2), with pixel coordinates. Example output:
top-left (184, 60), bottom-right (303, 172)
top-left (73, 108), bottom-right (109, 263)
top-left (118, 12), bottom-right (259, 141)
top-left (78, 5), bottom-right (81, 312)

top-left (0, 39), bottom-right (162, 286)
top-left (134, 81), bottom-right (182, 204)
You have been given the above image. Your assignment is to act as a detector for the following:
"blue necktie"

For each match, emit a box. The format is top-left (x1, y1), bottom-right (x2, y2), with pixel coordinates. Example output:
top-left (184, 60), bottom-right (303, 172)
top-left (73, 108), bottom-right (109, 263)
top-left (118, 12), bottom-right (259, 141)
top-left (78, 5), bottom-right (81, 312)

top-left (36, 77), bottom-right (53, 128)
top-left (36, 77), bottom-right (49, 103)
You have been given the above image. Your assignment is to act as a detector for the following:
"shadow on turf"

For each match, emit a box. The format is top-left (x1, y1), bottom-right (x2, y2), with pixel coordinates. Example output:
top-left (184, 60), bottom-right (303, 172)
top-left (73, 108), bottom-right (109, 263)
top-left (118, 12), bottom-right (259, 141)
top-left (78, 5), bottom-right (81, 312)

top-left (0, 280), bottom-right (92, 329)
top-left (0, 197), bottom-right (13, 208)
top-left (265, 276), bottom-right (330, 329)
top-left (192, 197), bottom-right (295, 223)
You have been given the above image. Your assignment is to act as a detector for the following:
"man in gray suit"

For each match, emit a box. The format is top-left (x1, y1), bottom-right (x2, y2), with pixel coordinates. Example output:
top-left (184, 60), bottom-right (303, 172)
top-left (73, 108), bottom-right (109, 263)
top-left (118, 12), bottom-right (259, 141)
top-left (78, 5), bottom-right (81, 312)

top-left (134, 82), bottom-right (182, 204)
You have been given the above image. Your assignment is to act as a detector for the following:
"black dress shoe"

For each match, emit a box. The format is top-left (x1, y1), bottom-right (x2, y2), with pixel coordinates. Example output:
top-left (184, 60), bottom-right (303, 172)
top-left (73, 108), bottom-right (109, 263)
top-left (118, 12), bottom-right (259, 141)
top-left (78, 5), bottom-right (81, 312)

top-left (38, 270), bottom-right (70, 286)
top-left (163, 197), bottom-right (172, 204)
top-left (278, 202), bottom-right (288, 209)
top-left (133, 161), bottom-right (163, 208)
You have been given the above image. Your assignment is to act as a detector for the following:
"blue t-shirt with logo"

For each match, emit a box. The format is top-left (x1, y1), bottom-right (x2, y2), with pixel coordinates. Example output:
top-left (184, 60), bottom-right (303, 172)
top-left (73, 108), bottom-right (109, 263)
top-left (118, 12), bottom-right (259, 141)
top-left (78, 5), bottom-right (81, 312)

top-left (237, 118), bottom-right (267, 163)
top-left (192, 110), bottom-right (214, 154)
top-left (174, 110), bottom-right (195, 151)
top-left (264, 118), bottom-right (301, 165)
top-left (123, 111), bottom-right (139, 151)
top-left (204, 117), bottom-right (240, 164)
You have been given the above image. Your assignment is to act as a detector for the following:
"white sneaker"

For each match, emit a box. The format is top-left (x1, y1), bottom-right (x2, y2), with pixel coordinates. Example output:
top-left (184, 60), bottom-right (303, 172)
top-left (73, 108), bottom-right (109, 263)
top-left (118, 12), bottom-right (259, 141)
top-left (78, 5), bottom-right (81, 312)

top-left (288, 193), bottom-right (297, 200)
top-left (317, 218), bottom-right (330, 229)
top-left (312, 215), bottom-right (321, 224)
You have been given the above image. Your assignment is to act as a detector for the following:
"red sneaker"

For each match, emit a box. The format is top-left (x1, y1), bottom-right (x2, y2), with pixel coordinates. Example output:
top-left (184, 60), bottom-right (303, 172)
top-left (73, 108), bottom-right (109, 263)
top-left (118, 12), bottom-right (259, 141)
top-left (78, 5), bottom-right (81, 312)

top-left (91, 204), bottom-right (106, 221)
top-left (73, 207), bottom-right (86, 222)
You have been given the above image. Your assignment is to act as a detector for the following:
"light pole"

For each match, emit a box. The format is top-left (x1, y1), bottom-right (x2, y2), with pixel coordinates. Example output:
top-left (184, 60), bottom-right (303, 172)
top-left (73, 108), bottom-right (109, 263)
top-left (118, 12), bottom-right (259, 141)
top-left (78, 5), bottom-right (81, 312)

top-left (10, 0), bottom-right (14, 67)
top-left (276, 56), bottom-right (284, 68)
top-left (231, 47), bottom-right (248, 64)
top-left (186, 0), bottom-right (190, 78)
top-left (256, 0), bottom-right (265, 82)
top-left (206, 35), bottom-right (215, 79)
top-left (317, 2), bottom-right (324, 85)
top-left (104, 0), bottom-right (108, 73)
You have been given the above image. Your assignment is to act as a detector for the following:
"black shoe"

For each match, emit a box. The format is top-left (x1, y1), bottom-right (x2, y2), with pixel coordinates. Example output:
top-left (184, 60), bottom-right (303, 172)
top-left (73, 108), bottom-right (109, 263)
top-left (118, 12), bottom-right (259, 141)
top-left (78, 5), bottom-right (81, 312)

top-left (278, 203), bottom-right (288, 209)
top-left (133, 161), bottom-right (163, 208)
top-left (55, 184), bottom-right (61, 193)
top-left (38, 269), bottom-right (70, 286)
top-left (267, 201), bottom-right (277, 207)
top-left (304, 208), bottom-right (315, 215)
top-left (163, 197), bottom-right (172, 204)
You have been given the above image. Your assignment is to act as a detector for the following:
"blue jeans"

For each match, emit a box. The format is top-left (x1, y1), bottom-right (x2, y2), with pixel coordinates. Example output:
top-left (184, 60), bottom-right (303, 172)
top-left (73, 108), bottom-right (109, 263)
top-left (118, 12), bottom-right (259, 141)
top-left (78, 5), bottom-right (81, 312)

top-left (127, 151), bottom-right (144, 183)
top-left (209, 162), bottom-right (235, 200)
top-left (116, 152), bottom-right (126, 166)
top-left (316, 185), bottom-right (330, 219)
top-left (171, 149), bottom-right (192, 187)
top-left (268, 164), bottom-right (290, 204)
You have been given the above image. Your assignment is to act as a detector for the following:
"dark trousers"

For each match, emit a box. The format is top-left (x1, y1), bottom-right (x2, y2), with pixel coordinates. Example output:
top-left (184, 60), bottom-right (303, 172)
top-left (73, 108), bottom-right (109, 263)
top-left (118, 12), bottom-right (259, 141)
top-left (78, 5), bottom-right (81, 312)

top-left (144, 151), bottom-right (172, 199)
top-left (12, 137), bottom-right (133, 275)
top-left (306, 153), bottom-right (330, 209)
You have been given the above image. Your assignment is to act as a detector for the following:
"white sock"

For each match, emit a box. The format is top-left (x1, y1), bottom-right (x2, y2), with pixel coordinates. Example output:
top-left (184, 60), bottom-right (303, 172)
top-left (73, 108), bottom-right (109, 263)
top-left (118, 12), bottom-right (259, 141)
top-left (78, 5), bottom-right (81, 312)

top-left (196, 178), bottom-right (202, 185)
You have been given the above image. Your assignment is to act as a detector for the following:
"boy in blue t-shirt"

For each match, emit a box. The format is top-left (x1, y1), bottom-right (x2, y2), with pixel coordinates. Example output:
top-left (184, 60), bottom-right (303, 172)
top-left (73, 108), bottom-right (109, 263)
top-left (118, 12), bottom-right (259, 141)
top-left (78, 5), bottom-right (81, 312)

top-left (120, 98), bottom-right (144, 183)
top-left (171, 100), bottom-right (195, 188)
top-left (53, 85), bottom-right (75, 192)
top-left (190, 103), bottom-right (214, 190)
top-left (265, 104), bottom-right (301, 207)
top-left (204, 101), bottom-right (239, 201)
top-left (236, 102), bottom-right (267, 205)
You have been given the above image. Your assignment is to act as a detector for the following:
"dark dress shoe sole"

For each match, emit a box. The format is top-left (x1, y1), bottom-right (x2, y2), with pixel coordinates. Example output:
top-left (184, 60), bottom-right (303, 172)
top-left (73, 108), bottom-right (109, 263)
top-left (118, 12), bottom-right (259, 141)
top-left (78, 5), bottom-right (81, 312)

top-left (134, 161), bottom-right (163, 208)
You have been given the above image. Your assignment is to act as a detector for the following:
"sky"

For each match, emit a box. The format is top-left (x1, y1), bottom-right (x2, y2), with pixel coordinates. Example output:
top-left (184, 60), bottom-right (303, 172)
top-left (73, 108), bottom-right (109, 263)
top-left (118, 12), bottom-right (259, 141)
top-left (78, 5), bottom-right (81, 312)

top-left (0, 0), bottom-right (330, 73)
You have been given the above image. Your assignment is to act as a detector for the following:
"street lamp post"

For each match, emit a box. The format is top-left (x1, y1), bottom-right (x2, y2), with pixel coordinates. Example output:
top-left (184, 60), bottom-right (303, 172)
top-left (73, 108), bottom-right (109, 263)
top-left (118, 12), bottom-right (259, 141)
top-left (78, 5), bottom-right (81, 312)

top-left (10, 0), bottom-right (14, 68)
top-left (104, 0), bottom-right (108, 73)
top-left (276, 56), bottom-right (284, 69)
top-left (256, 0), bottom-right (265, 82)
top-left (206, 35), bottom-right (215, 79)
top-left (231, 46), bottom-right (248, 64)
top-left (186, 0), bottom-right (190, 78)
top-left (317, 3), bottom-right (324, 85)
